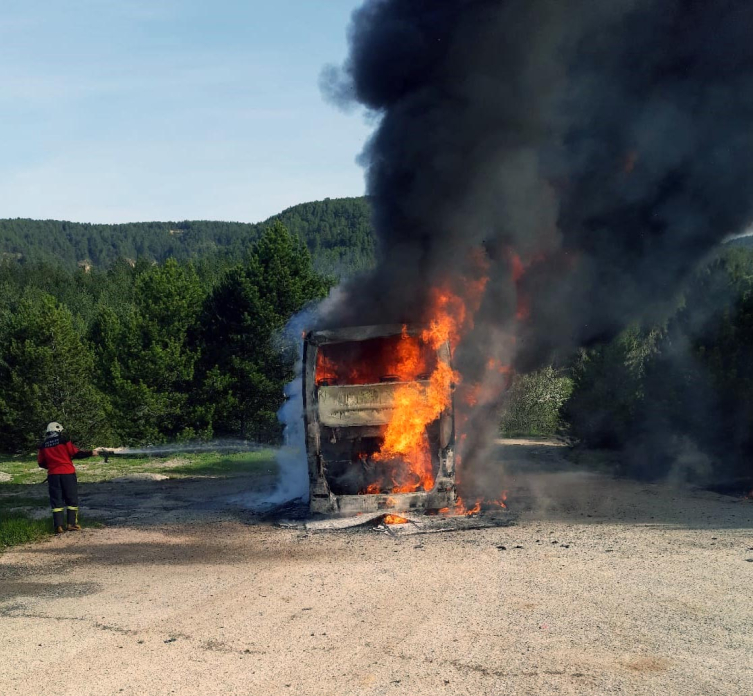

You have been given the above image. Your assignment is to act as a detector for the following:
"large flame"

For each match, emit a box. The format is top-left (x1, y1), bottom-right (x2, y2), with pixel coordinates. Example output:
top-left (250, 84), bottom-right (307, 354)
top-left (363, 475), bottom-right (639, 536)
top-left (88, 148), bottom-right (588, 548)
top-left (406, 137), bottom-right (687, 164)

top-left (363, 275), bottom-right (487, 495)
top-left (373, 351), bottom-right (458, 492)
top-left (314, 248), bottom-right (528, 506)
top-left (371, 282), bottom-right (492, 493)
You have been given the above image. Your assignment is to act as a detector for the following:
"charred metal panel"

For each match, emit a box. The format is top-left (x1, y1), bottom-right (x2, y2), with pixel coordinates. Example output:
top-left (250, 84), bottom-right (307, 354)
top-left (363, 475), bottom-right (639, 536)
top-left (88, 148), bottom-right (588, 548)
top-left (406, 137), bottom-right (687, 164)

top-left (306, 324), bottom-right (408, 346)
top-left (318, 381), bottom-right (431, 427)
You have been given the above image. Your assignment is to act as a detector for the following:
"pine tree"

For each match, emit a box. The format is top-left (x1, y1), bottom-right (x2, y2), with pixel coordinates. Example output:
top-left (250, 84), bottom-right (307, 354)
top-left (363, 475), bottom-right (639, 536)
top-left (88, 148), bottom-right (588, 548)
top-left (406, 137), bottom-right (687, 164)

top-left (90, 259), bottom-right (209, 443)
top-left (0, 290), bottom-right (110, 451)
top-left (197, 222), bottom-right (330, 440)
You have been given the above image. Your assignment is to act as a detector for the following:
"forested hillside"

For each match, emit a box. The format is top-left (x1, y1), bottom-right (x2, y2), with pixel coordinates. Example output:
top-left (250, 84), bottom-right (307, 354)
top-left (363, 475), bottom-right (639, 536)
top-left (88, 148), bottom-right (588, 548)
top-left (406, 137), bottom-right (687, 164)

top-left (0, 197), bottom-right (375, 277)
top-left (0, 221), bottom-right (329, 451)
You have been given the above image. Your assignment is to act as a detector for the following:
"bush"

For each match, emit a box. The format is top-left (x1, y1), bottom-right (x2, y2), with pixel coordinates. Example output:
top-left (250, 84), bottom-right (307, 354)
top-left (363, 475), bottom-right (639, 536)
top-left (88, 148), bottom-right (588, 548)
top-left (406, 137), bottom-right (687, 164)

top-left (501, 366), bottom-right (573, 437)
top-left (562, 326), bottom-right (660, 448)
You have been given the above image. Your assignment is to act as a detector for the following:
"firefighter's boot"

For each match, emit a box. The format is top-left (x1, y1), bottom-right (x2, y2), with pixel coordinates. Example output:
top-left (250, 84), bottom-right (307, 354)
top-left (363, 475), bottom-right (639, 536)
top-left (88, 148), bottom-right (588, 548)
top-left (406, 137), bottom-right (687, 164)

top-left (66, 506), bottom-right (81, 531)
top-left (52, 508), bottom-right (65, 532)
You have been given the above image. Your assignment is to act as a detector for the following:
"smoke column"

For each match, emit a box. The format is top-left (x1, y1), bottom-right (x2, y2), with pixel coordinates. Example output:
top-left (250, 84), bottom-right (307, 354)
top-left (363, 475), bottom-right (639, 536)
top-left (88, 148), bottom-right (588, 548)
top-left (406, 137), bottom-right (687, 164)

top-left (321, 0), bottom-right (753, 485)
top-left (269, 306), bottom-right (328, 504)
top-left (269, 368), bottom-right (309, 504)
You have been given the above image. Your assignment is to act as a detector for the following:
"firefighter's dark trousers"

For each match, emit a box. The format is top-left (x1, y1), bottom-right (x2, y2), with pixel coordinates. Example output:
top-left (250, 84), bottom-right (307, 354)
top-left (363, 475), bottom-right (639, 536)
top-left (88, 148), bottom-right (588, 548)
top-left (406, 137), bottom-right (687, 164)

top-left (48, 474), bottom-right (79, 528)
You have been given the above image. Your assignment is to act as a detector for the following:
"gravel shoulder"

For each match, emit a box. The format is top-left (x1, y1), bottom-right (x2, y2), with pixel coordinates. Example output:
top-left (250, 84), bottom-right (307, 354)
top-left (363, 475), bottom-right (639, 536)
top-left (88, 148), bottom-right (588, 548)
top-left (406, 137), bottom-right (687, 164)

top-left (1, 440), bottom-right (752, 696)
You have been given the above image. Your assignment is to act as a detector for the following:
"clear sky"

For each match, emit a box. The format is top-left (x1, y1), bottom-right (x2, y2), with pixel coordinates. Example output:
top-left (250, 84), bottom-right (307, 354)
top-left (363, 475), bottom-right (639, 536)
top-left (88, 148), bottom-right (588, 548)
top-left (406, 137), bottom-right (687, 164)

top-left (0, 0), bottom-right (370, 224)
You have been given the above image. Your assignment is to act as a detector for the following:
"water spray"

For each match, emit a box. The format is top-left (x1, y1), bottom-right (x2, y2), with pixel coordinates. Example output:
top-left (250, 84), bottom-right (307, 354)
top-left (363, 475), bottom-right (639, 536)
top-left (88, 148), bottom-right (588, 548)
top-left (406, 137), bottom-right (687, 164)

top-left (99, 441), bottom-right (264, 463)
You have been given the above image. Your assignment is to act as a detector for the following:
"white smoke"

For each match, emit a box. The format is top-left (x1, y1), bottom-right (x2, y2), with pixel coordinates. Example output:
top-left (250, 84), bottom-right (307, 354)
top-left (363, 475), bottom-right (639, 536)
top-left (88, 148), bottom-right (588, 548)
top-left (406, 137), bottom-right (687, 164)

top-left (223, 372), bottom-right (307, 510)
top-left (666, 435), bottom-right (714, 487)
top-left (263, 301), bottom-right (332, 505)
top-left (724, 223), bottom-right (753, 243)
top-left (111, 440), bottom-right (262, 456)
top-left (267, 371), bottom-right (309, 504)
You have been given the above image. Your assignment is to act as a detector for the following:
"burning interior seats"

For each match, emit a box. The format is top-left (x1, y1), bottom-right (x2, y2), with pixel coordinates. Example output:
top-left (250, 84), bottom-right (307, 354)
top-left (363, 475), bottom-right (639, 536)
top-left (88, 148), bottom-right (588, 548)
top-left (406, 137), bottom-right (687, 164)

top-left (303, 324), bottom-right (457, 515)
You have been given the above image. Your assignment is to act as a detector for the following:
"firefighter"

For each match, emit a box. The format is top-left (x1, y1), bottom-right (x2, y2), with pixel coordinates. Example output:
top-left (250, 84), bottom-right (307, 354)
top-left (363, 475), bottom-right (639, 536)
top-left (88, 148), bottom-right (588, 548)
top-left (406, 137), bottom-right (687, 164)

top-left (37, 422), bottom-right (100, 534)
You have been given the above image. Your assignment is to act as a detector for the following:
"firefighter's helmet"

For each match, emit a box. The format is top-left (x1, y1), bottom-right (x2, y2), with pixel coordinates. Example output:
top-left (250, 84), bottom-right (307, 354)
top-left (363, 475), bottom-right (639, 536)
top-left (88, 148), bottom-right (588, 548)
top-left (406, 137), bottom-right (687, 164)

top-left (46, 422), bottom-right (64, 434)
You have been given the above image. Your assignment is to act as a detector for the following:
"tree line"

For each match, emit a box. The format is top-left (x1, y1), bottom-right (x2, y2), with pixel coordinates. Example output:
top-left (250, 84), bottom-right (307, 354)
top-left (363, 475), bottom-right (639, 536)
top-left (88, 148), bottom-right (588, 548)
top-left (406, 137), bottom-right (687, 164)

top-left (0, 197), bottom-right (375, 278)
top-left (3, 202), bottom-right (751, 484)
top-left (0, 222), bottom-right (329, 452)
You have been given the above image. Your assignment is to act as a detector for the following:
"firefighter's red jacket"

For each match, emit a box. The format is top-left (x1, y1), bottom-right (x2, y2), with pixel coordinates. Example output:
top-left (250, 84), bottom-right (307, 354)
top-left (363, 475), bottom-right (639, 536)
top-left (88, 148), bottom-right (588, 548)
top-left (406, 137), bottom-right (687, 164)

top-left (37, 435), bottom-right (92, 475)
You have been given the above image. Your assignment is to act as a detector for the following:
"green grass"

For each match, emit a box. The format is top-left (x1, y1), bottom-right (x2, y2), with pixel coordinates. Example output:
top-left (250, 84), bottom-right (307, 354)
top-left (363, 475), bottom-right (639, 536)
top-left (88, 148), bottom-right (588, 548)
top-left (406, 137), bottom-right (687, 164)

top-left (0, 510), bottom-right (104, 550)
top-left (0, 449), bottom-right (277, 551)
top-left (0, 449), bottom-right (277, 485)
top-left (0, 510), bottom-right (51, 548)
top-left (165, 452), bottom-right (277, 478)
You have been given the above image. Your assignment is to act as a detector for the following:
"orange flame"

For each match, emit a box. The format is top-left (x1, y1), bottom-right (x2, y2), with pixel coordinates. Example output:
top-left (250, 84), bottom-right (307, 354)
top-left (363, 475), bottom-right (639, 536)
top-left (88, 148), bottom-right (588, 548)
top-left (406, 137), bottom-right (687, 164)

top-left (448, 492), bottom-right (507, 516)
top-left (393, 325), bottom-right (425, 381)
top-left (321, 247), bottom-right (522, 500)
top-left (315, 352), bottom-right (339, 385)
top-left (422, 277), bottom-right (488, 351)
top-left (358, 286), bottom-right (473, 495)
top-left (383, 514), bottom-right (409, 525)
top-left (508, 250), bottom-right (538, 323)
top-left (466, 500), bottom-right (482, 516)
top-left (516, 295), bottom-right (531, 321)
top-left (463, 385), bottom-right (480, 407)
top-left (492, 491), bottom-right (508, 509)
top-left (436, 491), bottom-right (508, 517)
top-left (453, 496), bottom-right (482, 516)
top-left (510, 252), bottom-right (526, 283)
top-left (374, 348), bottom-right (458, 493)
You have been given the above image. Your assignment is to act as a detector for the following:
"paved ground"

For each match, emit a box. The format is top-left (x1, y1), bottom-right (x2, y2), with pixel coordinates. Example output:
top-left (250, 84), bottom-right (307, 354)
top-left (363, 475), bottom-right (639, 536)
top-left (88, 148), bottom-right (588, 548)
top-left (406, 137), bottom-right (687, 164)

top-left (1, 440), bottom-right (752, 695)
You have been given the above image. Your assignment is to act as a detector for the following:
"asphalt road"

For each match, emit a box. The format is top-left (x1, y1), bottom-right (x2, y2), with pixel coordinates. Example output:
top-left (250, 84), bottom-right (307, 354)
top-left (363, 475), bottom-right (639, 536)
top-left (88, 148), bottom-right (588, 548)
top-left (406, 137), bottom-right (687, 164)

top-left (1, 440), bottom-right (752, 695)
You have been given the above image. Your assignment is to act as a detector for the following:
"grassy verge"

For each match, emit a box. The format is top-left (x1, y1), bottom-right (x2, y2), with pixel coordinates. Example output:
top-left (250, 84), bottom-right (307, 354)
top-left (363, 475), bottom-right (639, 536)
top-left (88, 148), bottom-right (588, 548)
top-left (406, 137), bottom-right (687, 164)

top-left (0, 449), bottom-right (277, 486)
top-left (0, 510), bottom-right (51, 548)
top-left (0, 508), bottom-right (102, 550)
top-left (0, 449), bottom-right (277, 551)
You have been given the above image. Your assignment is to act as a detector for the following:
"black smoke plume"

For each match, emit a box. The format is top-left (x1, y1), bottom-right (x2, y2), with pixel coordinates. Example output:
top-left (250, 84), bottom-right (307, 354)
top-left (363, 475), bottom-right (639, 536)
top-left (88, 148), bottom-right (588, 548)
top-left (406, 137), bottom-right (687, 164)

top-left (322, 0), bottom-right (753, 486)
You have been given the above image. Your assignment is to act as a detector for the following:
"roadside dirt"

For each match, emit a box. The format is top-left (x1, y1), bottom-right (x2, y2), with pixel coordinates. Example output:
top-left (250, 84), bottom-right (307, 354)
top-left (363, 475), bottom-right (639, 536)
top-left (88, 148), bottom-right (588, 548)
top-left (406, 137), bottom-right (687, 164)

top-left (1, 440), bottom-right (752, 695)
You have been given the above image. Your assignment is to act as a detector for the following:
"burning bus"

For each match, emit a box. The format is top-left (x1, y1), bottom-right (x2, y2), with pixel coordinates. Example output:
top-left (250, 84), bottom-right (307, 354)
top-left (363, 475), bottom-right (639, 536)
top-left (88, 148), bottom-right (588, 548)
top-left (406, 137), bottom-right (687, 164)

top-left (303, 324), bottom-right (457, 516)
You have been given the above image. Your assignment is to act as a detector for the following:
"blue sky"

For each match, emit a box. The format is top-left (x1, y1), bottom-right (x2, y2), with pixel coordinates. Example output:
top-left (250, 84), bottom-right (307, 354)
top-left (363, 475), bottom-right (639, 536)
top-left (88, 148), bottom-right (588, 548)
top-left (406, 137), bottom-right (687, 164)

top-left (0, 0), bottom-right (370, 223)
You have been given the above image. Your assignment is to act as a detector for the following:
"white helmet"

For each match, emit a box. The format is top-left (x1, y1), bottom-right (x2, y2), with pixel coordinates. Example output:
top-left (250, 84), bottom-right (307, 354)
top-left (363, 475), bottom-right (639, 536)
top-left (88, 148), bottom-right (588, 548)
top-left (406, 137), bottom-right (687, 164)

top-left (46, 422), bottom-right (64, 434)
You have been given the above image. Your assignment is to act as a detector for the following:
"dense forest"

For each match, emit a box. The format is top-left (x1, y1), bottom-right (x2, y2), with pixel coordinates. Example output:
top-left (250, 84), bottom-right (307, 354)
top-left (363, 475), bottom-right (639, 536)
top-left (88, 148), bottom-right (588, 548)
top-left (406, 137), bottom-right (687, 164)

top-left (0, 197), bottom-right (375, 278)
top-left (0, 221), bottom-right (329, 452)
